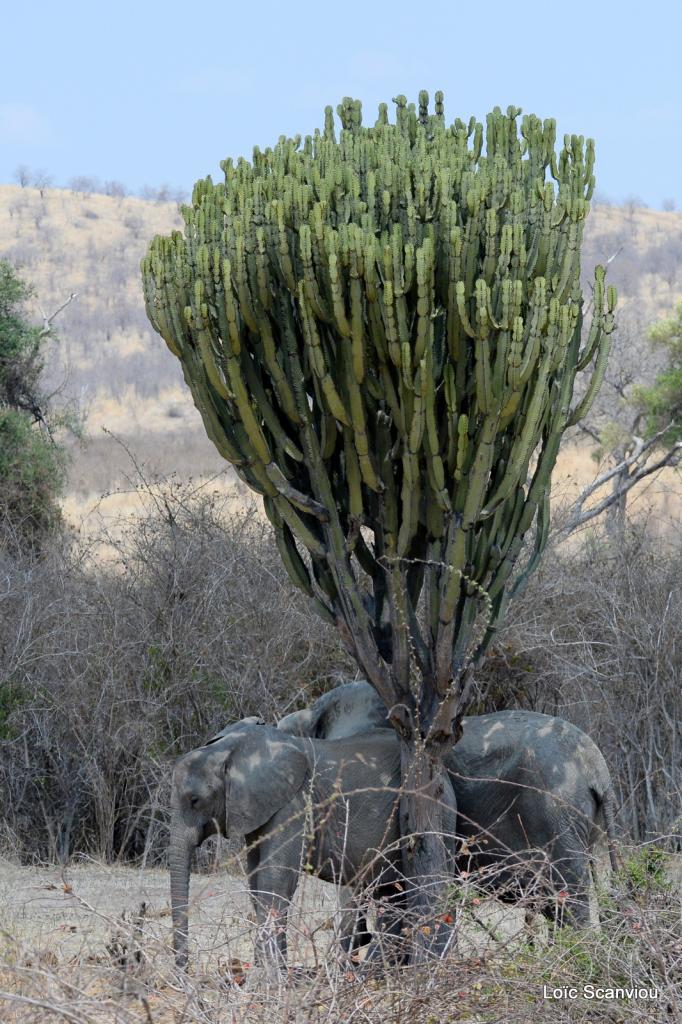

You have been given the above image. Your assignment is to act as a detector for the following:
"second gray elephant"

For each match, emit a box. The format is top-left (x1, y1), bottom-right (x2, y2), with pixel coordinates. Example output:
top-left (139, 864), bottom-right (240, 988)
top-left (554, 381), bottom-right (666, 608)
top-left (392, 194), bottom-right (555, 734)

top-left (279, 681), bottom-right (619, 927)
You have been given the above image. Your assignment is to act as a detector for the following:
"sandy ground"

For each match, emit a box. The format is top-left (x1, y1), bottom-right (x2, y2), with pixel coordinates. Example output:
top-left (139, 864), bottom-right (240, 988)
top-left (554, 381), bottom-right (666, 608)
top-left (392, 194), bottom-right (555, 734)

top-left (0, 859), bottom-right (338, 970)
top-left (0, 858), bottom-right (534, 971)
top-left (0, 857), bottom-right (679, 1023)
top-left (0, 857), bottom-right (523, 1023)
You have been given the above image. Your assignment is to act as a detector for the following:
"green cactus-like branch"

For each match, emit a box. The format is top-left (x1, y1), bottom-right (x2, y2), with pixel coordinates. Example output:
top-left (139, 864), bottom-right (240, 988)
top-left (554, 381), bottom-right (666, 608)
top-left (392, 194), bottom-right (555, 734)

top-left (142, 95), bottom-right (614, 707)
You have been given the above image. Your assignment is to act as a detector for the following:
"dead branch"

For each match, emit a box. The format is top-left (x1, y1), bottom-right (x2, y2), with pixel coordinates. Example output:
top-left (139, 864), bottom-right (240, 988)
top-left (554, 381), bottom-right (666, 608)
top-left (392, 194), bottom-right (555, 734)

top-left (37, 292), bottom-right (78, 337)
top-left (556, 425), bottom-right (682, 539)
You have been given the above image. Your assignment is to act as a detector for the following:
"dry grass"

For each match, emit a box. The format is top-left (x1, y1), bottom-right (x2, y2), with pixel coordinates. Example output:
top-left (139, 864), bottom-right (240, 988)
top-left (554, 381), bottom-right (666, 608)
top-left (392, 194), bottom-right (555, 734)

top-left (0, 853), bottom-right (679, 1023)
top-left (0, 183), bottom-right (185, 442)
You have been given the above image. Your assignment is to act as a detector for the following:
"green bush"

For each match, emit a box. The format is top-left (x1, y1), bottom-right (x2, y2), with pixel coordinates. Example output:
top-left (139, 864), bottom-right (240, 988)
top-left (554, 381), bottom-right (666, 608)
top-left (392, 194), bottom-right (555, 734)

top-left (634, 301), bottom-right (682, 443)
top-left (0, 409), bottom-right (66, 542)
top-left (621, 846), bottom-right (670, 894)
top-left (0, 260), bottom-right (68, 549)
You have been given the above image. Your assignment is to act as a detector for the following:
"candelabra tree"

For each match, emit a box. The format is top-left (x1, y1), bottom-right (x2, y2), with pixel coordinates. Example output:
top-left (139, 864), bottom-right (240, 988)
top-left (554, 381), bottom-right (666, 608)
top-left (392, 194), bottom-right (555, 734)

top-left (142, 94), bottom-right (615, 956)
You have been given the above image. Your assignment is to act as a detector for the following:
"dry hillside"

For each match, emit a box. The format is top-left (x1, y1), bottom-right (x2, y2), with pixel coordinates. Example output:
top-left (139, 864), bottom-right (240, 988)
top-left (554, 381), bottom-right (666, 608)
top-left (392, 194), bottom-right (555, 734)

top-left (1, 183), bottom-right (681, 531)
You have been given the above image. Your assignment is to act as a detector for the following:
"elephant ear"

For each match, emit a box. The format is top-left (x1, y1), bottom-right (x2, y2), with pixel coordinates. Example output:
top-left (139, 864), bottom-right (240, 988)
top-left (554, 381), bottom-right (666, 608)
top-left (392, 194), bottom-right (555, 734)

top-left (278, 682), bottom-right (390, 739)
top-left (277, 705), bottom-right (317, 737)
top-left (308, 682), bottom-right (390, 739)
top-left (224, 729), bottom-right (309, 837)
top-left (206, 717), bottom-right (265, 745)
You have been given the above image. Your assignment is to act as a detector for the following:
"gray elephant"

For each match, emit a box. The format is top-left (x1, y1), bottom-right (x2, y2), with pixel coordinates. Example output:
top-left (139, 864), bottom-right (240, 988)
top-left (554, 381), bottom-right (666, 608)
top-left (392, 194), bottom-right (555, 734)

top-left (169, 717), bottom-right (456, 970)
top-left (279, 681), bottom-right (619, 927)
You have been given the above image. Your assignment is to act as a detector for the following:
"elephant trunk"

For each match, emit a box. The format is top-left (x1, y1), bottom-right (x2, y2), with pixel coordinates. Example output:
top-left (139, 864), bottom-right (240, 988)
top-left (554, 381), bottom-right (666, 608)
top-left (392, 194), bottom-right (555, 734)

top-left (169, 814), bottom-right (200, 968)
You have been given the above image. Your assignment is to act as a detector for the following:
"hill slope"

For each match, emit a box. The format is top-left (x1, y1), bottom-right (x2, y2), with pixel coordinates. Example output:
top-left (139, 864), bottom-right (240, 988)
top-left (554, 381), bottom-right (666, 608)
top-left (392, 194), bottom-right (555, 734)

top-left (1, 184), bottom-right (681, 517)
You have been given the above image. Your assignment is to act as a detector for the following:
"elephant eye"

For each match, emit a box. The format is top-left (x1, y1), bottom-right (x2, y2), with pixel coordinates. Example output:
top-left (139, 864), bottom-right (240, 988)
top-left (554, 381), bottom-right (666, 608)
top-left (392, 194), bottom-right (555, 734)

top-left (190, 797), bottom-right (200, 808)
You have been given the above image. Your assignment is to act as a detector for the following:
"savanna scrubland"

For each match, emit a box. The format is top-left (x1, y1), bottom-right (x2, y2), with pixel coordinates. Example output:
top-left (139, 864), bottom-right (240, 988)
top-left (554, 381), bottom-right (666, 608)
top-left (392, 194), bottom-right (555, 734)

top-left (0, 183), bottom-right (680, 1021)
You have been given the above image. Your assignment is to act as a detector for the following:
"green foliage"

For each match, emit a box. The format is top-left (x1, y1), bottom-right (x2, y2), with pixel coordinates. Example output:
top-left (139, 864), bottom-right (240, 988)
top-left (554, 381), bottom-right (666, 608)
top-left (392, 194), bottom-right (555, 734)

top-left (0, 410), bottom-right (65, 541)
top-left (0, 261), bottom-right (67, 546)
top-left (635, 301), bottom-right (682, 443)
top-left (141, 94), bottom-right (615, 709)
top-left (0, 260), bottom-right (44, 412)
top-left (0, 680), bottom-right (24, 740)
top-left (142, 644), bottom-right (173, 695)
top-left (620, 846), bottom-right (670, 894)
top-left (537, 926), bottom-right (631, 987)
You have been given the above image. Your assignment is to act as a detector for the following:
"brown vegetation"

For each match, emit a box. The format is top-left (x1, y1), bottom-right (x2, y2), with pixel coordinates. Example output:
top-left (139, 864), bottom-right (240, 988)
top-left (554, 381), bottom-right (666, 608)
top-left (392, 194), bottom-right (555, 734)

top-left (0, 482), bottom-right (355, 864)
top-left (0, 186), bottom-right (681, 1019)
top-left (0, 473), bottom-right (679, 864)
top-left (0, 850), bottom-right (679, 1022)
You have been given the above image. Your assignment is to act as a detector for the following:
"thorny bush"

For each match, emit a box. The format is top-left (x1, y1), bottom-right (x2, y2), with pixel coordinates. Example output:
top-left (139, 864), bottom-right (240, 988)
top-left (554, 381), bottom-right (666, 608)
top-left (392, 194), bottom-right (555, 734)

top-left (0, 479), bottom-right (354, 863)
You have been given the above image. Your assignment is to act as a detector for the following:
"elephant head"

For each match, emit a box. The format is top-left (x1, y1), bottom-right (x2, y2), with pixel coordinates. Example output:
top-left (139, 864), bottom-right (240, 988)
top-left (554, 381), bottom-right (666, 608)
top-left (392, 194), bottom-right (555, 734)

top-left (278, 680), bottom-right (389, 739)
top-left (169, 720), bottom-right (308, 967)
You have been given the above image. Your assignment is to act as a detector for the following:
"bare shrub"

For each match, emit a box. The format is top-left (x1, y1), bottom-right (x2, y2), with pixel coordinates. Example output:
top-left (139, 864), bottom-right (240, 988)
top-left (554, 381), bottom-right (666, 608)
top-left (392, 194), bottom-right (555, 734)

top-left (121, 213), bottom-right (144, 238)
top-left (1, 448), bottom-right (680, 868)
top-left (13, 165), bottom-right (31, 188)
top-left (31, 170), bottom-right (52, 199)
top-left (139, 184), bottom-right (187, 204)
top-left (478, 525), bottom-right (682, 848)
top-left (0, 848), bottom-right (678, 1022)
top-left (645, 236), bottom-right (682, 289)
top-left (67, 176), bottom-right (100, 198)
top-left (102, 180), bottom-right (128, 198)
top-left (0, 482), bottom-right (351, 865)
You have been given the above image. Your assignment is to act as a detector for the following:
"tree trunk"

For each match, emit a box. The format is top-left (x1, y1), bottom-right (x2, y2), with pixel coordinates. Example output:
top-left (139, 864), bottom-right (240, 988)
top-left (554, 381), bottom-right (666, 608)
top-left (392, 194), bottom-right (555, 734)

top-left (605, 461), bottom-right (629, 538)
top-left (398, 739), bottom-right (455, 962)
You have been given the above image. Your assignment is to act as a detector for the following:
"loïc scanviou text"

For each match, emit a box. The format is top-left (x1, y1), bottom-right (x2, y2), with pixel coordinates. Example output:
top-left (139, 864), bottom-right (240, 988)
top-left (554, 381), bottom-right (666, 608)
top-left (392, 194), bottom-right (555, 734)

top-left (543, 985), bottom-right (659, 1001)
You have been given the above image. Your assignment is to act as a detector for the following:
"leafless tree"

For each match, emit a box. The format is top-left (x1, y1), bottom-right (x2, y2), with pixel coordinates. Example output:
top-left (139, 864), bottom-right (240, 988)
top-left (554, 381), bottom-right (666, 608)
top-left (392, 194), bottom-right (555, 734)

top-left (102, 180), bottom-right (128, 198)
top-left (13, 164), bottom-right (31, 188)
top-left (67, 175), bottom-right (100, 198)
top-left (556, 427), bottom-right (682, 539)
top-left (555, 300), bottom-right (681, 541)
top-left (32, 169), bottom-right (53, 198)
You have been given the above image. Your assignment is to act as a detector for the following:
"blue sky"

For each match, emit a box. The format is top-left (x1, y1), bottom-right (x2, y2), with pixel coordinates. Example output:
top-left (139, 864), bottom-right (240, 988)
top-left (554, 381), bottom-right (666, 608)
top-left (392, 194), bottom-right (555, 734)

top-left (1, 0), bottom-right (680, 207)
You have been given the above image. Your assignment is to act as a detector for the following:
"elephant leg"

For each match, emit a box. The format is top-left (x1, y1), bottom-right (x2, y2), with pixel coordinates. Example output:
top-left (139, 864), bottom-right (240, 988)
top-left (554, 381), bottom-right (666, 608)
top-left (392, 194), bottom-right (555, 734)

top-left (339, 913), bottom-right (372, 955)
top-left (542, 857), bottom-right (592, 929)
top-left (251, 891), bottom-right (291, 972)
top-left (246, 848), bottom-right (296, 972)
top-left (361, 881), bottom-right (411, 967)
top-left (335, 887), bottom-right (372, 956)
top-left (351, 913), bottom-right (372, 951)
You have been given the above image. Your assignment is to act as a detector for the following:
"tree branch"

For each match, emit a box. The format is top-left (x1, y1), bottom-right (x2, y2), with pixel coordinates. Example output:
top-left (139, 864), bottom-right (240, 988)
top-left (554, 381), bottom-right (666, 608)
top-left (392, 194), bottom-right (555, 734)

top-left (575, 422), bottom-right (602, 445)
top-left (556, 428), bottom-right (682, 538)
top-left (38, 292), bottom-right (78, 337)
